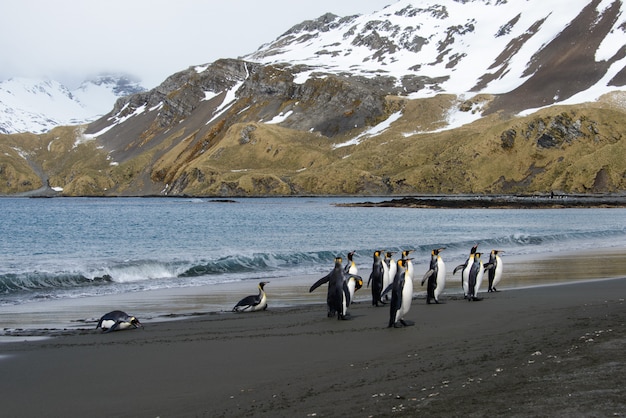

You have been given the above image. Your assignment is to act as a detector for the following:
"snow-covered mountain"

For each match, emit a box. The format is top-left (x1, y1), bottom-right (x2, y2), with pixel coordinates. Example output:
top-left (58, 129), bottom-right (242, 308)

top-left (246, 0), bottom-right (626, 114)
top-left (0, 75), bottom-right (145, 134)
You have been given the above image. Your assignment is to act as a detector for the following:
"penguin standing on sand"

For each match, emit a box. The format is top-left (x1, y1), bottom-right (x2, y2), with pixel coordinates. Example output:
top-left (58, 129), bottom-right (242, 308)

top-left (467, 252), bottom-right (486, 301)
top-left (345, 251), bottom-right (358, 275)
top-left (401, 250), bottom-right (415, 281)
top-left (487, 250), bottom-right (504, 292)
top-left (382, 251), bottom-right (396, 302)
top-left (454, 244), bottom-right (478, 298)
top-left (96, 310), bottom-right (143, 333)
top-left (310, 256), bottom-right (356, 319)
top-left (367, 251), bottom-right (386, 306)
top-left (344, 251), bottom-right (363, 302)
top-left (382, 258), bottom-right (414, 328)
top-left (421, 248), bottom-right (446, 304)
top-left (232, 281), bottom-right (270, 312)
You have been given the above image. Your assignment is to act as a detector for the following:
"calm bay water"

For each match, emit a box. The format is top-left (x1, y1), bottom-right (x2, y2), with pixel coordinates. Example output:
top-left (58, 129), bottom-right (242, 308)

top-left (1, 197), bottom-right (625, 330)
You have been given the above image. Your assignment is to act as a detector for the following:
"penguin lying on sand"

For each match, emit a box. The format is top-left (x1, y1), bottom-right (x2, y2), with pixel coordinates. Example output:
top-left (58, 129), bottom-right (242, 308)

top-left (96, 310), bottom-right (143, 333)
top-left (233, 282), bottom-right (269, 312)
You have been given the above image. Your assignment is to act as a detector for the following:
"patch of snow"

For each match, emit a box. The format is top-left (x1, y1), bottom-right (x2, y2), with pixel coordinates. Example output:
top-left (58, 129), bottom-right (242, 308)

top-left (265, 110), bottom-right (293, 124)
top-left (333, 111), bottom-right (402, 148)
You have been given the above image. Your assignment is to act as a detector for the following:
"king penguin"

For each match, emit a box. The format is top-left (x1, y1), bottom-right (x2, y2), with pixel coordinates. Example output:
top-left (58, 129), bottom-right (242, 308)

top-left (401, 250), bottom-right (415, 281)
top-left (310, 256), bottom-right (355, 319)
top-left (467, 252), bottom-right (485, 301)
top-left (487, 250), bottom-right (504, 292)
top-left (453, 244), bottom-right (478, 299)
top-left (232, 281), bottom-right (270, 312)
top-left (367, 250), bottom-right (386, 306)
top-left (96, 310), bottom-right (143, 333)
top-left (421, 247), bottom-right (446, 304)
top-left (344, 251), bottom-right (358, 276)
top-left (382, 251), bottom-right (396, 302)
top-left (382, 258), bottom-right (414, 328)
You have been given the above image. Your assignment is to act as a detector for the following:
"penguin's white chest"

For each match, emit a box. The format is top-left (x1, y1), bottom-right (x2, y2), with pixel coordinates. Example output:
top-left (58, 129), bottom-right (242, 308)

top-left (253, 293), bottom-right (267, 311)
top-left (434, 258), bottom-right (446, 298)
top-left (400, 276), bottom-right (413, 317)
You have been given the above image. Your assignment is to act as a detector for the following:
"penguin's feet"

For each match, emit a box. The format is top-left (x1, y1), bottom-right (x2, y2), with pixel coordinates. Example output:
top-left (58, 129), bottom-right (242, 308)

top-left (471, 296), bottom-right (483, 301)
top-left (339, 313), bottom-right (352, 320)
top-left (400, 319), bottom-right (415, 327)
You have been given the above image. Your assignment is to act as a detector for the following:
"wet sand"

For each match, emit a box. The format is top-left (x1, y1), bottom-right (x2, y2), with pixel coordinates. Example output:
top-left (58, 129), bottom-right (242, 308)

top-left (0, 250), bottom-right (625, 417)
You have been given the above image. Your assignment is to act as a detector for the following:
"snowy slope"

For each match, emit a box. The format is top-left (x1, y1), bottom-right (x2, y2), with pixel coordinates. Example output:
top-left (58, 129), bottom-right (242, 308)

top-left (246, 0), bottom-right (626, 104)
top-left (0, 75), bottom-right (145, 134)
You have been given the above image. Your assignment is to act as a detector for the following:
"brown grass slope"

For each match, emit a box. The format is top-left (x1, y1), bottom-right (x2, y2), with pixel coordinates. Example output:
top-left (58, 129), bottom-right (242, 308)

top-left (1, 92), bottom-right (625, 196)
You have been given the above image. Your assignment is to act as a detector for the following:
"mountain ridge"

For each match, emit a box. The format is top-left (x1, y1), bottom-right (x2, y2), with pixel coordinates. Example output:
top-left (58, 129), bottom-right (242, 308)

top-left (0, 0), bottom-right (625, 196)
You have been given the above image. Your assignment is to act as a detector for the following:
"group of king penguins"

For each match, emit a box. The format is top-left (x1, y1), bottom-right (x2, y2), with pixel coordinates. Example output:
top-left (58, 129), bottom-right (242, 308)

top-left (95, 245), bottom-right (503, 332)
top-left (228, 245), bottom-right (504, 329)
top-left (314, 245), bottom-right (504, 328)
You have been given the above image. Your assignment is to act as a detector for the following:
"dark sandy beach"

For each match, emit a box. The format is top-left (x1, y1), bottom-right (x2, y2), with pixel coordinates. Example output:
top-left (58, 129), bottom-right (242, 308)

top-left (1, 269), bottom-right (625, 417)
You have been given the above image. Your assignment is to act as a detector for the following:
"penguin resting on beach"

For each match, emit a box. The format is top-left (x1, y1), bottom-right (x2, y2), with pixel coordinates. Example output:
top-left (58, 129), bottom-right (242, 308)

top-left (232, 281), bottom-right (269, 312)
top-left (382, 258), bottom-right (414, 328)
top-left (487, 250), bottom-right (504, 292)
top-left (96, 310), bottom-right (143, 333)
top-left (421, 247), bottom-right (446, 304)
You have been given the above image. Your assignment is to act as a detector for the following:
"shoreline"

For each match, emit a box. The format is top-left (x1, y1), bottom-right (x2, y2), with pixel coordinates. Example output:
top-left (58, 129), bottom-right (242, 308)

top-left (2, 246), bottom-right (626, 335)
top-left (0, 276), bottom-right (624, 417)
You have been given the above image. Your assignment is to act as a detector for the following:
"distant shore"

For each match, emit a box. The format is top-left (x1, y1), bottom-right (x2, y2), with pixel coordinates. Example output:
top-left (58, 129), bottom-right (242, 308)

top-left (338, 193), bottom-right (626, 208)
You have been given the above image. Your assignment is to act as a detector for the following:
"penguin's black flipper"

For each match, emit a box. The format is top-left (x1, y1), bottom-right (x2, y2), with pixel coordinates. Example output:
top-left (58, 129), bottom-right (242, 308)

top-left (483, 262), bottom-right (494, 271)
top-left (421, 269), bottom-right (434, 286)
top-left (104, 321), bottom-right (121, 333)
top-left (381, 283), bottom-right (393, 298)
top-left (453, 263), bottom-right (466, 275)
top-left (309, 274), bottom-right (330, 292)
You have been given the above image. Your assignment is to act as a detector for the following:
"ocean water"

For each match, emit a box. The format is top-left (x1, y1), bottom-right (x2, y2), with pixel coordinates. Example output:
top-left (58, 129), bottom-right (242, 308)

top-left (1, 197), bottom-right (625, 329)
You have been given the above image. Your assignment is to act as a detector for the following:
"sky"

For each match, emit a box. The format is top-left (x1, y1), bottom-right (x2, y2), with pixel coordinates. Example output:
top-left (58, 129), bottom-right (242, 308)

top-left (0, 0), bottom-right (394, 89)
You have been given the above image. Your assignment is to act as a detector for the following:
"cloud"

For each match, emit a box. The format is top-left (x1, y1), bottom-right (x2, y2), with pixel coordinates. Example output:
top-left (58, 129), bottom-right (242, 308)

top-left (0, 0), bottom-right (393, 88)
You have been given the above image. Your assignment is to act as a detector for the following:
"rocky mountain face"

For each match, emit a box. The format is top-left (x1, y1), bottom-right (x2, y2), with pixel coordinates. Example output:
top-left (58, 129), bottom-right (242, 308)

top-left (1, 0), bottom-right (625, 196)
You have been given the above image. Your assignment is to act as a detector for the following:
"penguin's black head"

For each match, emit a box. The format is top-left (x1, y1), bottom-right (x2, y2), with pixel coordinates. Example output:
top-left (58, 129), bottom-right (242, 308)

top-left (385, 251), bottom-right (395, 257)
top-left (259, 281), bottom-right (269, 289)
top-left (130, 317), bottom-right (142, 328)
top-left (471, 244), bottom-right (479, 254)
top-left (402, 249), bottom-right (414, 258)
top-left (432, 247), bottom-right (446, 255)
